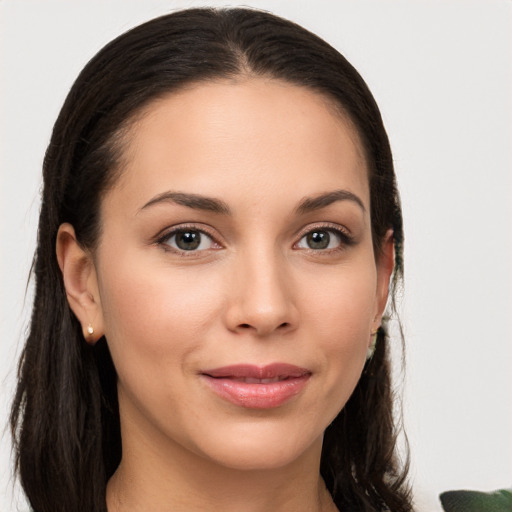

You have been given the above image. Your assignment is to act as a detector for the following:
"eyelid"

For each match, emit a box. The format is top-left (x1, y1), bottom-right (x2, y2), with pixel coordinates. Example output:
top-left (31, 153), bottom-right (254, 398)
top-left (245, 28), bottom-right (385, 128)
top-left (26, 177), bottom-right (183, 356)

top-left (294, 221), bottom-right (352, 240)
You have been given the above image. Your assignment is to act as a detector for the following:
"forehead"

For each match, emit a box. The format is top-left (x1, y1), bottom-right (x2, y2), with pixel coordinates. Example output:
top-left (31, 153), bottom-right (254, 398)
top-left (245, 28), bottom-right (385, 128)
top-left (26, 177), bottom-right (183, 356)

top-left (108, 78), bottom-right (369, 212)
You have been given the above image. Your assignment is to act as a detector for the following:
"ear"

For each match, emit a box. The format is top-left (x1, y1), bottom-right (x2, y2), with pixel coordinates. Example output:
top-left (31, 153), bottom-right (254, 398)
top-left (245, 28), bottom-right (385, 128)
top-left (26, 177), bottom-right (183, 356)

top-left (373, 229), bottom-right (395, 330)
top-left (56, 223), bottom-right (104, 344)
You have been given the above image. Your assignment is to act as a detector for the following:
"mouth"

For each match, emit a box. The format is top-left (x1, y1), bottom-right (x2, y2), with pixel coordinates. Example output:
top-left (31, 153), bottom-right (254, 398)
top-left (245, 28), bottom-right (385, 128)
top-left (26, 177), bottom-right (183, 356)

top-left (200, 363), bottom-right (312, 409)
top-left (219, 376), bottom-right (292, 384)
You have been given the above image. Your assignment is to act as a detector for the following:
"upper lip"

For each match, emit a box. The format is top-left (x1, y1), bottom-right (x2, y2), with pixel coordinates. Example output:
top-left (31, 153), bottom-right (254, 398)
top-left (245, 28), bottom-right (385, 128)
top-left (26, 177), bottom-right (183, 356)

top-left (201, 363), bottom-right (310, 380)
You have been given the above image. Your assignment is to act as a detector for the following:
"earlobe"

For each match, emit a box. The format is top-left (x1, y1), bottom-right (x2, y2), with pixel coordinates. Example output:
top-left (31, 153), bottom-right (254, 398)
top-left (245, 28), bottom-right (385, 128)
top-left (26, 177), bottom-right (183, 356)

top-left (56, 223), bottom-right (104, 343)
top-left (374, 229), bottom-right (395, 325)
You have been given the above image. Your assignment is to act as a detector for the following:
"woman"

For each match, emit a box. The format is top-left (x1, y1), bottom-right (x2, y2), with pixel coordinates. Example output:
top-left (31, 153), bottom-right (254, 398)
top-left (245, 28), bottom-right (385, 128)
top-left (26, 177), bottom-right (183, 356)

top-left (10, 7), bottom-right (411, 512)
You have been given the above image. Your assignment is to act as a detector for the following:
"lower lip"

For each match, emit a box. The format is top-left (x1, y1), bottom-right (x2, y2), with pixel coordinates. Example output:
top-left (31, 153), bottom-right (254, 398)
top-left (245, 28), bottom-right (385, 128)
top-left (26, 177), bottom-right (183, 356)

top-left (201, 374), bottom-right (311, 409)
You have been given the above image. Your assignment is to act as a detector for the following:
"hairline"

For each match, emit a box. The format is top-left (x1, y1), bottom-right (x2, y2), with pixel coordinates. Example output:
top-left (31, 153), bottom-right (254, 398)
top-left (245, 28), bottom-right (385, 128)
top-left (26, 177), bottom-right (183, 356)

top-left (98, 72), bottom-right (371, 216)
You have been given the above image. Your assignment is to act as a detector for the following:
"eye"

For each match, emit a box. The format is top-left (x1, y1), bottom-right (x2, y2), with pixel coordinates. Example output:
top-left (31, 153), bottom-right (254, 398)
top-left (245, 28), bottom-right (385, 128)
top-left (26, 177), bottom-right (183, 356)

top-left (163, 229), bottom-right (216, 252)
top-left (296, 229), bottom-right (344, 250)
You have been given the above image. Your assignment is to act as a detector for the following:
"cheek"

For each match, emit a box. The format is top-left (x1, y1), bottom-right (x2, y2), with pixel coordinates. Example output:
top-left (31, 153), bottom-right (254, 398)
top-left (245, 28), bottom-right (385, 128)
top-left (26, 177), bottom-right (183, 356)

top-left (96, 252), bottom-right (224, 375)
top-left (303, 258), bottom-right (377, 339)
top-left (300, 259), bottom-right (377, 402)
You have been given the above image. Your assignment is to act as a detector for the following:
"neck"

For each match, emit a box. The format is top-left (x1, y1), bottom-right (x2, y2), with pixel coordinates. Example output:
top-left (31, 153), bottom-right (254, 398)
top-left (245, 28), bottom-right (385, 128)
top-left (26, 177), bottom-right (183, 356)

top-left (106, 414), bottom-right (337, 512)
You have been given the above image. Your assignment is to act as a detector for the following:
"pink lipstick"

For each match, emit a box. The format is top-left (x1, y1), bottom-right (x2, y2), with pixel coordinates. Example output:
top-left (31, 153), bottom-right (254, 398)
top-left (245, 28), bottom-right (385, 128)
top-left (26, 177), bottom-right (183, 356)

top-left (200, 363), bottom-right (311, 409)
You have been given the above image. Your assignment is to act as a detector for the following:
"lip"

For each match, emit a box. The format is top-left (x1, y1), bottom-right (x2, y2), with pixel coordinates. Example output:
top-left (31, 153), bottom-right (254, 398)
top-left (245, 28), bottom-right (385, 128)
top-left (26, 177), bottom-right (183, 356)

top-left (200, 363), bottom-right (311, 409)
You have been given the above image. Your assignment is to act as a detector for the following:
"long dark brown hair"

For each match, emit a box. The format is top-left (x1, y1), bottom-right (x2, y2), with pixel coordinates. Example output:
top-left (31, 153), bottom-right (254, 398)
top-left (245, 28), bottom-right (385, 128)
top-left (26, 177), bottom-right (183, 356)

top-left (11, 7), bottom-right (410, 512)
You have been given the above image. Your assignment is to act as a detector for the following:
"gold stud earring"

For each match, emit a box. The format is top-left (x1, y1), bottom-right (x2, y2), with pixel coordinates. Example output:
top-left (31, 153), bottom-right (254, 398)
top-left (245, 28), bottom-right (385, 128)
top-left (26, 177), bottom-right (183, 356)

top-left (366, 329), bottom-right (378, 361)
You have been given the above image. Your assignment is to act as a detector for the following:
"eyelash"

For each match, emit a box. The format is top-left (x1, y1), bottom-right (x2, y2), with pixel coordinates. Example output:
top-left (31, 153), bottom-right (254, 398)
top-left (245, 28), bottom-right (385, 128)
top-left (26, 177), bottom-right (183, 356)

top-left (155, 224), bottom-right (221, 256)
top-left (154, 222), bottom-right (354, 256)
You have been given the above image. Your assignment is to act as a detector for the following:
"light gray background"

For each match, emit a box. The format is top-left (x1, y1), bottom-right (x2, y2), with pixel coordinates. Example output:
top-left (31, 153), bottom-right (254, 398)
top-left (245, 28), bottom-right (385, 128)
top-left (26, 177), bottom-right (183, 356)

top-left (1, 1), bottom-right (511, 511)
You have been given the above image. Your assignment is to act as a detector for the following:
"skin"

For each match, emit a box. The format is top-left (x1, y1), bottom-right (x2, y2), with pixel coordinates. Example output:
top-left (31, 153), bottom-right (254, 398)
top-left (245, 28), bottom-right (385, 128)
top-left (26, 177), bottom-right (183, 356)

top-left (57, 78), bottom-right (394, 512)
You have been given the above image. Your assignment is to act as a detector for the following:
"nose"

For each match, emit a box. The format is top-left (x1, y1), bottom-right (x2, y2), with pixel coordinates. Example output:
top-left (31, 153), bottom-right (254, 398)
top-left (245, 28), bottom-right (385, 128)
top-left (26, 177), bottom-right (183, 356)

top-left (224, 249), bottom-right (299, 337)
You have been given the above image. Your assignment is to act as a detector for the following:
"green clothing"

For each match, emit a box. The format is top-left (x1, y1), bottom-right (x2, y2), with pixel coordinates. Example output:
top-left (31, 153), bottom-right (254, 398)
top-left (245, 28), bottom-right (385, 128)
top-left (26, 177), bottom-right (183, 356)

top-left (440, 488), bottom-right (512, 512)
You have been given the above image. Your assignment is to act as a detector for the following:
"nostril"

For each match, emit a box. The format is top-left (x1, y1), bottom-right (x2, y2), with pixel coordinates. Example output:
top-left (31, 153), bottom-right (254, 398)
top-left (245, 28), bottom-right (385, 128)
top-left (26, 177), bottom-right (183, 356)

top-left (237, 322), bottom-right (290, 331)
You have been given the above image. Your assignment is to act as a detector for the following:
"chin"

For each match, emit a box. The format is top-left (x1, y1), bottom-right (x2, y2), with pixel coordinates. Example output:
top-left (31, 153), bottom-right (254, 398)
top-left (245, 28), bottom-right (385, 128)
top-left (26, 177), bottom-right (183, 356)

top-left (190, 419), bottom-right (324, 472)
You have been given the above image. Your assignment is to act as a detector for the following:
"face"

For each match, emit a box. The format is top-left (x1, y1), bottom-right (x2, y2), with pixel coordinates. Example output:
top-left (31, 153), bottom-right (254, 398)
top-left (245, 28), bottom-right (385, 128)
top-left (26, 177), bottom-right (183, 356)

top-left (90, 78), bottom-right (391, 471)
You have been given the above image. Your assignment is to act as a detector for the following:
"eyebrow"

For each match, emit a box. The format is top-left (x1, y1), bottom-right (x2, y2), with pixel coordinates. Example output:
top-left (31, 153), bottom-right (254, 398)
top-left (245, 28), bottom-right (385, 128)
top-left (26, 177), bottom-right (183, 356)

top-left (295, 189), bottom-right (366, 214)
top-left (139, 188), bottom-right (365, 216)
top-left (139, 191), bottom-right (231, 215)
